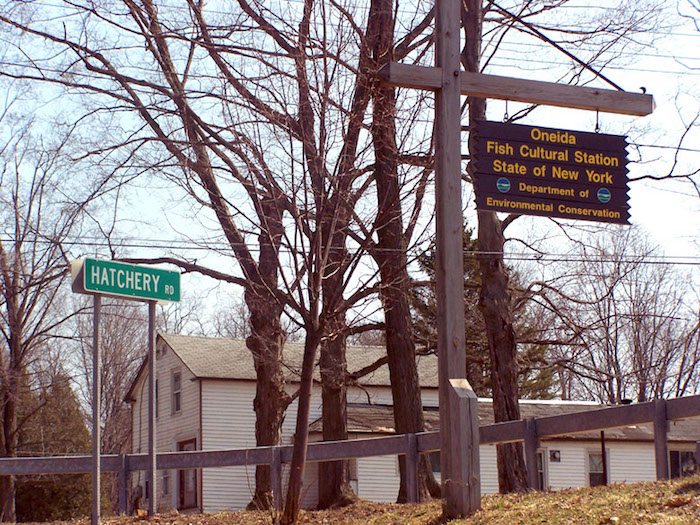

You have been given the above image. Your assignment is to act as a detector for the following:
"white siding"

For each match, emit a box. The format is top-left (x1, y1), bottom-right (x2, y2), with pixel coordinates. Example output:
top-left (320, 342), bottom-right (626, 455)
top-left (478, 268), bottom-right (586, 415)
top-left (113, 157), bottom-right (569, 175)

top-left (373, 439), bottom-right (670, 496)
top-left (609, 442), bottom-right (657, 484)
top-left (200, 381), bottom-right (257, 511)
top-left (352, 440), bottom-right (499, 502)
top-left (479, 445), bottom-right (499, 494)
top-left (131, 343), bottom-right (201, 512)
top-left (541, 440), bottom-right (670, 490)
top-left (198, 381), bottom-right (434, 511)
top-left (132, 353), bottom-right (680, 513)
top-left (184, 378), bottom-right (622, 509)
top-left (300, 461), bottom-right (320, 509)
top-left (199, 380), bottom-right (322, 511)
top-left (543, 441), bottom-right (588, 490)
top-left (346, 385), bottom-right (439, 408)
top-left (357, 454), bottom-right (401, 502)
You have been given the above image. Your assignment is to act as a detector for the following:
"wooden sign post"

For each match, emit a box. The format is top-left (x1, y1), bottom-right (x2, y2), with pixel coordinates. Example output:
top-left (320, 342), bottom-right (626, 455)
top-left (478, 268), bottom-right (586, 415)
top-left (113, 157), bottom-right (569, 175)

top-left (381, 0), bottom-right (654, 519)
top-left (433, 0), bottom-right (480, 517)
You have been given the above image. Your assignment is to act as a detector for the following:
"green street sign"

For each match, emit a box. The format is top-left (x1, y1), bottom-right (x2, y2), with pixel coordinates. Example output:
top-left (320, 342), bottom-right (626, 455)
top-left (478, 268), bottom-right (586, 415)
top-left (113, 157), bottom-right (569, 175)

top-left (72, 258), bottom-right (180, 302)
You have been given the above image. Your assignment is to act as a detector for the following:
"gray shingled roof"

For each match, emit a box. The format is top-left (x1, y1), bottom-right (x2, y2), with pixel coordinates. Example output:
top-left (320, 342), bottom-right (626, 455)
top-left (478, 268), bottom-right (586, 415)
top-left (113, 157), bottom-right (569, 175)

top-left (308, 402), bottom-right (700, 443)
top-left (159, 333), bottom-right (439, 388)
top-left (136, 334), bottom-right (700, 444)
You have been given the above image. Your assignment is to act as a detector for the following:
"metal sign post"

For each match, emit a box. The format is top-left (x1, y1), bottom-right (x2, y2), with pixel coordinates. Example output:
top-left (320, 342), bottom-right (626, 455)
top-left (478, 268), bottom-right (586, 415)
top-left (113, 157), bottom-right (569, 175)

top-left (72, 258), bottom-right (180, 523)
top-left (147, 300), bottom-right (157, 515)
top-left (92, 295), bottom-right (101, 525)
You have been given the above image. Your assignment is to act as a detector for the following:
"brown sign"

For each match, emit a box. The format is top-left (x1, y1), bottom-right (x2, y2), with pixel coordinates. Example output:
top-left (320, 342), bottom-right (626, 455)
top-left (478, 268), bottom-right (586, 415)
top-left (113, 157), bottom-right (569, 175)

top-left (475, 174), bottom-right (629, 208)
top-left (472, 121), bottom-right (630, 224)
top-left (475, 192), bottom-right (630, 224)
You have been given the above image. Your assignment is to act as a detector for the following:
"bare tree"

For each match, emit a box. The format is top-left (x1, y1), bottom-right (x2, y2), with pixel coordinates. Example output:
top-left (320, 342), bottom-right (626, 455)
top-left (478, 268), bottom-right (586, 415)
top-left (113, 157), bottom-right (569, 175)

top-left (0, 0), bottom-right (438, 512)
top-left (0, 118), bottom-right (83, 521)
top-left (74, 302), bottom-right (145, 447)
top-left (0, 0), bottom-right (674, 515)
top-left (533, 228), bottom-right (698, 403)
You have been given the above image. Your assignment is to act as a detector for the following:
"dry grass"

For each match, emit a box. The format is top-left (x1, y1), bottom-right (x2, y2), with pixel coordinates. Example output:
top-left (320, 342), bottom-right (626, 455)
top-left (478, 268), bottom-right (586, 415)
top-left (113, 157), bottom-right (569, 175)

top-left (36, 474), bottom-right (700, 525)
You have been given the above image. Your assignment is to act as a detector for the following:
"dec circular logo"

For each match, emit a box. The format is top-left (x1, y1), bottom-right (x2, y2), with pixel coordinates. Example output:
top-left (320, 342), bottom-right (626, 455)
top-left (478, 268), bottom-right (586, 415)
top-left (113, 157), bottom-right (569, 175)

top-left (496, 178), bottom-right (511, 193)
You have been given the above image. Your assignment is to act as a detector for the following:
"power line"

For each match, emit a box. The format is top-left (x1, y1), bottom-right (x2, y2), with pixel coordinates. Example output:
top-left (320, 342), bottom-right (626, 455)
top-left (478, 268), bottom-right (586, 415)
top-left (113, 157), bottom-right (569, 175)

top-left (493, 39), bottom-right (700, 64)
top-left (488, 58), bottom-right (700, 77)
top-left (629, 143), bottom-right (700, 154)
top-left (16, 0), bottom-right (700, 40)
top-left (2, 236), bottom-right (700, 266)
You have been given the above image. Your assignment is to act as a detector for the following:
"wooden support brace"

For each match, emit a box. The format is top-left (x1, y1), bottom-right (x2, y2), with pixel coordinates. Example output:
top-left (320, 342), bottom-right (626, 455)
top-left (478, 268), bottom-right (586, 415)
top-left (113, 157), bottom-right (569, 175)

top-left (271, 447), bottom-right (283, 513)
top-left (405, 433), bottom-right (419, 503)
top-left (654, 400), bottom-right (669, 480)
top-left (117, 454), bottom-right (129, 515)
top-left (523, 418), bottom-right (539, 490)
top-left (379, 62), bottom-right (655, 116)
top-left (447, 379), bottom-right (481, 513)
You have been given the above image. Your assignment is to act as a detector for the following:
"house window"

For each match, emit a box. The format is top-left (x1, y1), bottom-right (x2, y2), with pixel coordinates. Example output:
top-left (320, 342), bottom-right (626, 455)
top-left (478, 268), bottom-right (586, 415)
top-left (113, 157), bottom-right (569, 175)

top-left (162, 469), bottom-right (170, 496)
top-left (172, 371), bottom-right (182, 414)
top-left (669, 450), bottom-right (696, 479)
top-left (588, 451), bottom-right (607, 487)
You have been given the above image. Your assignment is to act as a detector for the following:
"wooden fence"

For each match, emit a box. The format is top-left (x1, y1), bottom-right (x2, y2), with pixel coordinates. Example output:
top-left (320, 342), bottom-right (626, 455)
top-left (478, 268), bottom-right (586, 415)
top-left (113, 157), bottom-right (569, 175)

top-left (2, 395), bottom-right (699, 514)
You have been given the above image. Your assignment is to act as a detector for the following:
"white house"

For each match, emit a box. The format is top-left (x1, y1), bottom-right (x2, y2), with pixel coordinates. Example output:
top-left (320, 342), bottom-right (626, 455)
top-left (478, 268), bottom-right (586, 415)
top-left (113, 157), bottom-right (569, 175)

top-left (126, 333), bottom-right (699, 513)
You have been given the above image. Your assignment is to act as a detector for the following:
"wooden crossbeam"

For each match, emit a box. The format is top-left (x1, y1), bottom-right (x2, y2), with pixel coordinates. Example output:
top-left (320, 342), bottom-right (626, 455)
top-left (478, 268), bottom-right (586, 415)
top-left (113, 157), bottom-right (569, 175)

top-left (379, 62), bottom-right (655, 116)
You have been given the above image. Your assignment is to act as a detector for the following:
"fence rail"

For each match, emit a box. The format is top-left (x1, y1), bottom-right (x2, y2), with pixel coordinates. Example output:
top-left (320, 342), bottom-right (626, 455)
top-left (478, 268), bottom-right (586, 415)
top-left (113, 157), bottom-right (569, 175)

top-left (2, 395), bottom-right (700, 514)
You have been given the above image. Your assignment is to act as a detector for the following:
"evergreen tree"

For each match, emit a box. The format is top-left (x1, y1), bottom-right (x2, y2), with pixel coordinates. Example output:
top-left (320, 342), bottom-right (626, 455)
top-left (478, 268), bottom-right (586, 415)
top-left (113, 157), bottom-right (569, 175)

top-left (15, 372), bottom-right (92, 522)
top-left (411, 227), bottom-right (555, 399)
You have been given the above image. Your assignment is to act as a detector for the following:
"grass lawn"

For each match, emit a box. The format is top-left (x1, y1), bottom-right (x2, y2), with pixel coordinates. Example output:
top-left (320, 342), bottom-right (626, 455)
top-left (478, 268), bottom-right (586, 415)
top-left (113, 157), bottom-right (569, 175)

top-left (39, 474), bottom-right (700, 525)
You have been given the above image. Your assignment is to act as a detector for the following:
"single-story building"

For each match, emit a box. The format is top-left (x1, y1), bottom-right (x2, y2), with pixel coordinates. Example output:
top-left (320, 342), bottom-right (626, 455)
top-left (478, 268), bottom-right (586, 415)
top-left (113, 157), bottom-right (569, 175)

top-left (126, 333), bottom-right (699, 513)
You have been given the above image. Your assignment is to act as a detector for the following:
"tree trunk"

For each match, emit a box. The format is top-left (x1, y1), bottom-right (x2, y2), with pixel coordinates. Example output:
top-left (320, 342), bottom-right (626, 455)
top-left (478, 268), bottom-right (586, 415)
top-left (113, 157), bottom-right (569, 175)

top-left (463, 0), bottom-right (528, 493)
top-left (318, 313), bottom-right (356, 508)
top-left (281, 333), bottom-right (321, 525)
top-left (246, 286), bottom-right (290, 510)
top-left (0, 390), bottom-right (17, 522)
top-left (377, 257), bottom-right (440, 501)
top-left (370, 0), bottom-right (439, 500)
top-left (0, 323), bottom-right (21, 522)
top-left (0, 476), bottom-right (14, 523)
top-left (472, 133), bottom-right (528, 494)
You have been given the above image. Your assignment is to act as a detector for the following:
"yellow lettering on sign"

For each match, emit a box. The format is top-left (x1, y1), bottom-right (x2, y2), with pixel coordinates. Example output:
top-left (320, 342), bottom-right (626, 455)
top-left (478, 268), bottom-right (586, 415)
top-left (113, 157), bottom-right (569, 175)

top-left (486, 140), bottom-right (513, 156)
top-left (574, 151), bottom-right (619, 167)
top-left (520, 145), bottom-right (569, 162)
top-left (493, 159), bottom-right (527, 175)
top-left (557, 204), bottom-right (622, 219)
top-left (551, 166), bottom-right (579, 181)
top-left (518, 182), bottom-right (575, 198)
top-left (586, 169), bottom-right (613, 184)
top-left (530, 128), bottom-right (577, 145)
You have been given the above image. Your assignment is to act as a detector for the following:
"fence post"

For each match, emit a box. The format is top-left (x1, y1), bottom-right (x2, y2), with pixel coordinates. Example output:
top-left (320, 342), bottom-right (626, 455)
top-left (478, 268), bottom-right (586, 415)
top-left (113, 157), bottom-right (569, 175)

top-left (271, 447), bottom-right (283, 513)
top-left (654, 399), bottom-right (669, 480)
top-left (118, 454), bottom-right (129, 515)
top-left (524, 418), bottom-right (539, 490)
top-left (447, 379), bottom-right (480, 512)
top-left (405, 433), bottom-right (419, 503)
